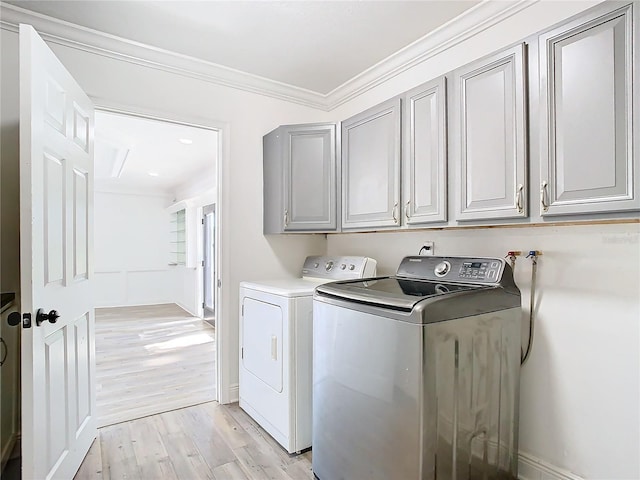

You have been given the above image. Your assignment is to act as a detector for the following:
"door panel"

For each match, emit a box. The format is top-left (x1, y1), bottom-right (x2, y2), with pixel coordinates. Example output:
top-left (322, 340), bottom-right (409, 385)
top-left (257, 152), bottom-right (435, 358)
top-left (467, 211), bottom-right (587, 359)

top-left (539, 5), bottom-right (638, 215)
top-left (342, 98), bottom-right (401, 229)
top-left (44, 329), bottom-right (69, 472)
top-left (20, 24), bottom-right (96, 480)
top-left (453, 43), bottom-right (527, 221)
top-left (44, 153), bottom-right (65, 285)
top-left (402, 76), bottom-right (447, 225)
top-left (284, 124), bottom-right (337, 231)
top-left (241, 298), bottom-right (283, 393)
top-left (73, 168), bottom-right (89, 279)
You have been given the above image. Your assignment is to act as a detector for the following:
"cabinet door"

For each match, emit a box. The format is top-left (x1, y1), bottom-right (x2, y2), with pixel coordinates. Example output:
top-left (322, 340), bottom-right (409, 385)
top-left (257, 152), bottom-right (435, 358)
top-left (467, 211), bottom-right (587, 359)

top-left (342, 98), bottom-right (401, 230)
top-left (402, 76), bottom-right (447, 225)
top-left (284, 124), bottom-right (337, 231)
top-left (453, 44), bottom-right (527, 221)
top-left (539, 4), bottom-right (638, 216)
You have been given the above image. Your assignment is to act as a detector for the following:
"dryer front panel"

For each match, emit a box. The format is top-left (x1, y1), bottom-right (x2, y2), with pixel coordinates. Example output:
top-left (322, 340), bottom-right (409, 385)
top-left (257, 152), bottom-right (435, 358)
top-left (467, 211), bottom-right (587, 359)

top-left (242, 297), bottom-right (283, 393)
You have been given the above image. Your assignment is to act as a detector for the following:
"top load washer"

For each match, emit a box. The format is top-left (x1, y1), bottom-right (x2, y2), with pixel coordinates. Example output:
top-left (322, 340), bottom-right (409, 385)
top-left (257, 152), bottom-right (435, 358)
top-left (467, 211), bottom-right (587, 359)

top-left (239, 255), bottom-right (376, 454)
top-left (312, 256), bottom-right (521, 480)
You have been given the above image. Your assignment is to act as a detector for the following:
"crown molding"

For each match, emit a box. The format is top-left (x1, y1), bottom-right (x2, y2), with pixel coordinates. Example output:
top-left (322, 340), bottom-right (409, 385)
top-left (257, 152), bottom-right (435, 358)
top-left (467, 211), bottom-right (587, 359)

top-left (0, 2), bottom-right (328, 110)
top-left (325, 0), bottom-right (539, 108)
top-left (0, 1), bottom-right (538, 112)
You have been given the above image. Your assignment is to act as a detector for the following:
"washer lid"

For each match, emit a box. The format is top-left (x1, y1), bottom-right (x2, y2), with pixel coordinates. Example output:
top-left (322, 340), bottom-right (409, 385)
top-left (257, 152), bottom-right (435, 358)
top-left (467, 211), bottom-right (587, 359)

top-left (315, 277), bottom-right (489, 311)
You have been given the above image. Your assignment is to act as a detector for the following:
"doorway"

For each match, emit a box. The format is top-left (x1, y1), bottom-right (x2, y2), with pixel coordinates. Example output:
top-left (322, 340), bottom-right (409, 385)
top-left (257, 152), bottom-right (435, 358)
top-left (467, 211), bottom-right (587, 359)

top-left (202, 204), bottom-right (216, 323)
top-left (93, 109), bottom-right (221, 425)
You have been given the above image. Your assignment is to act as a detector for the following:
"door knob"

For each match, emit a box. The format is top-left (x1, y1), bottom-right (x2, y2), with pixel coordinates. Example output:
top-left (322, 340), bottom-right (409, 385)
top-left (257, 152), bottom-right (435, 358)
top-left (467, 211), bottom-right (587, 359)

top-left (36, 309), bottom-right (60, 326)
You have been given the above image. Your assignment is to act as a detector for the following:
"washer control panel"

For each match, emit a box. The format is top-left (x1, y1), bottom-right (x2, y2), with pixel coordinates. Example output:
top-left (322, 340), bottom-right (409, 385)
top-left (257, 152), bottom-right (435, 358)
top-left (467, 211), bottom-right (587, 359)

top-left (398, 256), bottom-right (506, 284)
top-left (302, 256), bottom-right (377, 280)
top-left (458, 260), bottom-right (502, 281)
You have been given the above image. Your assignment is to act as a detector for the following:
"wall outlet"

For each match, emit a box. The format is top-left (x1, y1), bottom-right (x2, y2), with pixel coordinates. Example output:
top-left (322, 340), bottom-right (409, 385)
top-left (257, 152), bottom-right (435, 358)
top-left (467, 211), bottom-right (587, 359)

top-left (420, 241), bottom-right (434, 256)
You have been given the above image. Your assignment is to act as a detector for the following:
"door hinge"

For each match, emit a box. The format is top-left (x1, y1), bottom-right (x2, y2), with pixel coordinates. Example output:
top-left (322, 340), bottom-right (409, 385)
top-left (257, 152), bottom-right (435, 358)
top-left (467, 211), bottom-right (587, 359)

top-left (241, 304), bottom-right (244, 316)
top-left (241, 347), bottom-right (244, 359)
top-left (202, 218), bottom-right (204, 225)
top-left (201, 260), bottom-right (205, 267)
top-left (217, 279), bottom-right (221, 288)
top-left (202, 302), bottom-right (205, 309)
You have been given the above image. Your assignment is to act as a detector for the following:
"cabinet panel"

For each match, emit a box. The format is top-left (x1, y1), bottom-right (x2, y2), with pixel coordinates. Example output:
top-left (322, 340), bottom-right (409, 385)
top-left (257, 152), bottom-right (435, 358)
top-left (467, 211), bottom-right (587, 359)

top-left (539, 4), bottom-right (638, 215)
top-left (285, 126), bottom-right (336, 230)
top-left (453, 43), bottom-right (527, 221)
top-left (263, 123), bottom-right (337, 234)
top-left (402, 76), bottom-right (447, 225)
top-left (342, 98), bottom-right (401, 230)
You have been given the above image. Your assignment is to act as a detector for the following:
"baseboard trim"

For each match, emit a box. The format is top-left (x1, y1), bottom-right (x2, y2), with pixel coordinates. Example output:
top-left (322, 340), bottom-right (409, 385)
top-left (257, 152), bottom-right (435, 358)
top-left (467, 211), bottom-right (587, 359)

top-left (518, 451), bottom-right (585, 480)
top-left (229, 383), bottom-right (239, 403)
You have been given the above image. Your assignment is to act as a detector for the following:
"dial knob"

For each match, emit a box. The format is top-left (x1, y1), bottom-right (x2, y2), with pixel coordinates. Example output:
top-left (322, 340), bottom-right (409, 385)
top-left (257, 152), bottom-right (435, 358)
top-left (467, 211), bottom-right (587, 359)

top-left (313, 262), bottom-right (319, 268)
top-left (340, 264), bottom-right (346, 270)
top-left (325, 261), bottom-right (334, 272)
top-left (349, 264), bottom-right (355, 271)
top-left (434, 261), bottom-right (450, 277)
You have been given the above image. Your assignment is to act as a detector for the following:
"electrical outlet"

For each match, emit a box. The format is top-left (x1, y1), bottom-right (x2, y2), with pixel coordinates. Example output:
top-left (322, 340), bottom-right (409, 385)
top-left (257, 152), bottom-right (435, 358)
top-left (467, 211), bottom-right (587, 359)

top-left (420, 241), bottom-right (434, 256)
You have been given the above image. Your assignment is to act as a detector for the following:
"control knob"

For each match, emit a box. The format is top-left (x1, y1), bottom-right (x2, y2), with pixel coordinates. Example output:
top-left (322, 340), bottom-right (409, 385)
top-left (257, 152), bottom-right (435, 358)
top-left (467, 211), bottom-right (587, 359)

top-left (313, 262), bottom-right (319, 268)
top-left (325, 261), bottom-right (334, 272)
top-left (340, 264), bottom-right (346, 270)
top-left (434, 261), bottom-right (450, 277)
top-left (349, 264), bottom-right (355, 271)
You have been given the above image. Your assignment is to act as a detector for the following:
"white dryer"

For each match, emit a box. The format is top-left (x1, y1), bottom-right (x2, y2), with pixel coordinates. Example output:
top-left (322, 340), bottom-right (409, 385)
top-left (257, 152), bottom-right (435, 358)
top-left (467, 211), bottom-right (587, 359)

top-left (239, 255), bottom-right (376, 454)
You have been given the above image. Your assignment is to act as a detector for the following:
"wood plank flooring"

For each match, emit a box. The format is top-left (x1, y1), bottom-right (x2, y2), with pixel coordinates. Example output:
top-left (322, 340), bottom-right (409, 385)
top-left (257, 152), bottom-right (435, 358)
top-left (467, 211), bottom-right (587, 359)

top-left (74, 401), bottom-right (313, 480)
top-left (96, 304), bottom-right (216, 427)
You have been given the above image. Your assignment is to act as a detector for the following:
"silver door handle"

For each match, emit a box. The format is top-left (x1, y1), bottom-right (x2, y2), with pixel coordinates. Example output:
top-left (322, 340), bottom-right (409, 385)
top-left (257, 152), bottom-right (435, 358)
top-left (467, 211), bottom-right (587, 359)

top-left (540, 181), bottom-right (549, 212)
top-left (515, 184), bottom-right (524, 213)
top-left (283, 209), bottom-right (289, 227)
top-left (404, 200), bottom-right (411, 220)
top-left (392, 202), bottom-right (398, 223)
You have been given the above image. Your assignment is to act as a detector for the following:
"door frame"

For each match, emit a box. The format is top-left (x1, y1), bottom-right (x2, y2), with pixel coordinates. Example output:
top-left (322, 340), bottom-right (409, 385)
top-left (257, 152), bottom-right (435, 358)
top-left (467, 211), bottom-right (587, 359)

top-left (92, 100), bottom-right (229, 403)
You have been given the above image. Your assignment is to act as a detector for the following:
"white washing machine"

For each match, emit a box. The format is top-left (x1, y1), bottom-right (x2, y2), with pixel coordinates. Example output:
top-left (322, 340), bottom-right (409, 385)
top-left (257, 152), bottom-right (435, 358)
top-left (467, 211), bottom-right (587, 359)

top-left (239, 255), bottom-right (377, 454)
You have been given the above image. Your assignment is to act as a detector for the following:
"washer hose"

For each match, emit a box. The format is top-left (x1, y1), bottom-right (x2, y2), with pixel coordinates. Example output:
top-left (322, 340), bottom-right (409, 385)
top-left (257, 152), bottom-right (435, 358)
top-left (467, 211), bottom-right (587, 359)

top-left (521, 252), bottom-right (538, 365)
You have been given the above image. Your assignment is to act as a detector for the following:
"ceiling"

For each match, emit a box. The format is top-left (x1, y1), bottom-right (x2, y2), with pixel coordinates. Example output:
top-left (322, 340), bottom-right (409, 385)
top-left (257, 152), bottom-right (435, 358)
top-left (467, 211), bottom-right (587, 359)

top-left (4, 0), bottom-right (480, 94)
top-left (95, 111), bottom-right (217, 194)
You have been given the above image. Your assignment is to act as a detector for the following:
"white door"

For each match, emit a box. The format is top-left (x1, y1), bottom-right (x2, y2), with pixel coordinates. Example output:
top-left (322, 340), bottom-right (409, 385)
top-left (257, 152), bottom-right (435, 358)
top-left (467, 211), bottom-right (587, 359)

top-left (19, 24), bottom-right (96, 480)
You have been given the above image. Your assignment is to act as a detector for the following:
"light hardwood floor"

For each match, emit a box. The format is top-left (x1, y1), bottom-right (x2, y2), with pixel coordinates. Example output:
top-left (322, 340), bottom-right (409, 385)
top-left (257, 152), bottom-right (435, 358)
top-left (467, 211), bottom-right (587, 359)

top-left (74, 401), bottom-right (313, 480)
top-left (96, 304), bottom-right (216, 427)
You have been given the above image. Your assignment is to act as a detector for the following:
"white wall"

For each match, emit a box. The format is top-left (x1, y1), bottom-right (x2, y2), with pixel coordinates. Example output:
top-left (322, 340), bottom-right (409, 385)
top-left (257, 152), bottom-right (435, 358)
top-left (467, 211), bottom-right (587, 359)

top-left (321, 1), bottom-right (639, 478)
top-left (94, 190), bottom-right (175, 307)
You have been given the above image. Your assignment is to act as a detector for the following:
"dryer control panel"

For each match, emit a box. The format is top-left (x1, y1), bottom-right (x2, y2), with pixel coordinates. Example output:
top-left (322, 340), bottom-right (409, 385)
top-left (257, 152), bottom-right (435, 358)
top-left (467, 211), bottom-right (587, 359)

top-left (302, 256), bottom-right (377, 280)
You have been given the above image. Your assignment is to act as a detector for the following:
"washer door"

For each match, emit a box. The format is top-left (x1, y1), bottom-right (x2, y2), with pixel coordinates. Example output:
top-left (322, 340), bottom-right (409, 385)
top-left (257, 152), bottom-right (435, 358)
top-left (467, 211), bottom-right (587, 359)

top-left (242, 297), bottom-right (283, 393)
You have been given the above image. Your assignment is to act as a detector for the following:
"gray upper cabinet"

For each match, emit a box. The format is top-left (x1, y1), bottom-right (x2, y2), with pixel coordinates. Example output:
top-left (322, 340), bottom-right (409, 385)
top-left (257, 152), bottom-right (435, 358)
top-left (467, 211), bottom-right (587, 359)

top-left (452, 43), bottom-right (528, 221)
top-left (538, 3), bottom-right (639, 216)
top-left (263, 123), bottom-right (337, 234)
top-left (402, 76), bottom-right (448, 225)
top-left (342, 98), bottom-right (401, 230)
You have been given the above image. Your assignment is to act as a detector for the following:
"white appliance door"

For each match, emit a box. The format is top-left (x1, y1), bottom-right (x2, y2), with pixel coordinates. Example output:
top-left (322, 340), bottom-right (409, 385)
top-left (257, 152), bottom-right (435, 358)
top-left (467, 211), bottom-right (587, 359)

top-left (242, 297), bottom-right (283, 393)
top-left (19, 24), bottom-right (97, 480)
